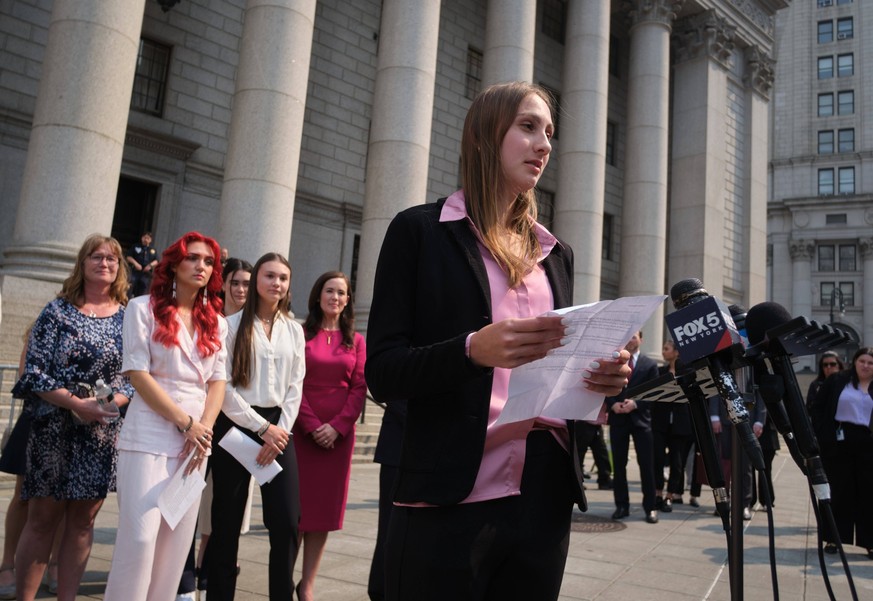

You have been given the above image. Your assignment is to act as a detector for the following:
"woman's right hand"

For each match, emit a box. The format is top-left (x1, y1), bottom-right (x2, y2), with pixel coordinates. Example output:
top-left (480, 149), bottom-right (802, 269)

top-left (72, 396), bottom-right (120, 425)
top-left (182, 419), bottom-right (214, 454)
top-left (469, 315), bottom-right (568, 369)
top-left (256, 425), bottom-right (289, 466)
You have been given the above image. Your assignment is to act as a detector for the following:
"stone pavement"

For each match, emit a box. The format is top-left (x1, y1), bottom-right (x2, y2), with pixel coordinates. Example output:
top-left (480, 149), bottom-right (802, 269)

top-left (2, 449), bottom-right (872, 600)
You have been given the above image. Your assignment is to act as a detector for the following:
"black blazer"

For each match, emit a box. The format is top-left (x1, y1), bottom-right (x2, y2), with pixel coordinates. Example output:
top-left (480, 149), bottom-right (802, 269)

top-left (809, 370), bottom-right (866, 457)
top-left (652, 365), bottom-right (693, 437)
top-left (365, 199), bottom-right (587, 509)
top-left (606, 354), bottom-right (659, 429)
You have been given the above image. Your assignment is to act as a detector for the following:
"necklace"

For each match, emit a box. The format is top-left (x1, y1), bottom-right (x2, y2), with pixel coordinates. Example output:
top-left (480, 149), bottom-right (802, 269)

top-left (323, 328), bottom-right (340, 345)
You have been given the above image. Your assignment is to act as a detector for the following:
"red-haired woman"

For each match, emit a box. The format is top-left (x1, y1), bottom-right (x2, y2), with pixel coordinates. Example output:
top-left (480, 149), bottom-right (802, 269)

top-left (104, 232), bottom-right (227, 600)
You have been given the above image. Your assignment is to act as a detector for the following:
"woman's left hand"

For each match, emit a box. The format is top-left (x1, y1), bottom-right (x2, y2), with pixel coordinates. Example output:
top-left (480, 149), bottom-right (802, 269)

top-left (582, 350), bottom-right (632, 396)
top-left (312, 423), bottom-right (338, 449)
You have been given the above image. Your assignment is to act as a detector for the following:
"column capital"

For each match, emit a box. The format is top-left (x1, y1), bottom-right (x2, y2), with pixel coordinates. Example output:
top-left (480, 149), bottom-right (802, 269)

top-left (788, 239), bottom-right (814, 261)
top-left (744, 45), bottom-right (775, 100)
top-left (624, 0), bottom-right (685, 29)
top-left (859, 237), bottom-right (873, 259)
top-left (672, 10), bottom-right (736, 69)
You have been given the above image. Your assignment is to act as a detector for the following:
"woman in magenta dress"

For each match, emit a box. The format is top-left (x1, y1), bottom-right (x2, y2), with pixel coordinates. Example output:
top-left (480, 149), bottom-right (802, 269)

top-left (293, 271), bottom-right (366, 601)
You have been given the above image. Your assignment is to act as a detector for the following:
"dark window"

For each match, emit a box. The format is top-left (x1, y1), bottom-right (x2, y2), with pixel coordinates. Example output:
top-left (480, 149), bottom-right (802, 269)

top-left (131, 38), bottom-right (171, 117)
top-left (537, 189), bottom-right (555, 230)
top-left (838, 90), bottom-right (854, 114)
top-left (823, 282), bottom-right (855, 307)
top-left (818, 130), bottom-right (834, 154)
top-left (609, 36), bottom-right (620, 78)
top-left (837, 18), bottom-right (853, 39)
top-left (826, 214), bottom-right (847, 225)
top-left (819, 245), bottom-right (835, 271)
top-left (839, 245), bottom-right (856, 271)
top-left (606, 121), bottom-right (616, 166)
top-left (837, 53), bottom-right (853, 77)
top-left (818, 56), bottom-right (833, 79)
top-left (838, 167), bottom-right (854, 194)
top-left (838, 128), bottom-right (854, 153)
top-left (817, 0), bottom-right (833, 6)
top-left (465, 46), bottom-right (482, 100)
top-left (818, 21), bottom-right (833, 43)
top-left (603, 213), bottom-right (613, 260)
top-left (541, 0), bottom-right (567, 44)
top-left (818, 169), bottom-right (835, 195)
top-left (818, 93), bottom-right (834, 116)
top-left (837, 0), bottom-right (853, 5)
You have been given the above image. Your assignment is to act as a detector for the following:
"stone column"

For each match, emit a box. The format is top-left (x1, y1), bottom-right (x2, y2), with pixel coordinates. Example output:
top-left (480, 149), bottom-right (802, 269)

top-left (354, 0), bottom-right (441, 330)
top-left (789, 238), bottom-right (814, 371)
top-left (0, 0), bottom-right (146, 364)
top-left (218, 0), bottom-right (317, 262)
top-left (860, 237), bottom-right (873, 346)
top-left (2, 0), bottom-right (147, 280)
top-left (667, 11), bottom-right (733, 297)
top-left (553, 0), bottom-right (610, 304)
top-left (482, 0), bottom-right (537, 85)
top-left (619, 0), bottom-right (683, 351)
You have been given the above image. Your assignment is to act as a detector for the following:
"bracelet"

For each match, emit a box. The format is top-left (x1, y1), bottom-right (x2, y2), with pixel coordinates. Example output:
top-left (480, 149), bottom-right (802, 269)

top-left (177, 415), bottom-right (194, 433)
top-left (257, 422), bottom-right (270, 438)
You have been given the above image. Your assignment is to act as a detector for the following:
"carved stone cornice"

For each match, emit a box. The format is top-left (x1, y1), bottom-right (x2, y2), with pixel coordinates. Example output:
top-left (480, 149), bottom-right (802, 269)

top-left (788, 239), bottom-right (814, 261)
top-left (125, 126), bottom-right (201, 161)
top-left (624, 0), bottom-right (685, 29)
top-left (726, 0), bottom-right (776, 37)
top-left (744, 45), bottom-right (775, 100)
top-left (672, 11), bottom-right (736, 69)
top-left (859, 237), bottom-right (873, 260)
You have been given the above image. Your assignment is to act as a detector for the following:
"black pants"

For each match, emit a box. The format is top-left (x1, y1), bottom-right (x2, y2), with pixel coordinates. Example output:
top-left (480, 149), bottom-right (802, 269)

top-left (575, 421), bottom-right (612, 484)
top-left (610, 423), bottom-right (656, 512)
top-left (652, 430), bottom-right (694, 496)
top-left (821, 423), bottom-right (873, 549)
top-left (385, 431), bottom-right (574, 601)
top-left (368, 464), bottom-right (399, 601)
top-left (207, 410), bottom-right (301, 600)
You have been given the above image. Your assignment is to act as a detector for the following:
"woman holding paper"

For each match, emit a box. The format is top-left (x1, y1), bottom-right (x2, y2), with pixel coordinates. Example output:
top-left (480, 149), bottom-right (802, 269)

top-left (365, 82), bottom-right (631, 600)
top-left (104, 231), bottom-right (226, 600)
top-left (206, 252), bottom-right (305, 599)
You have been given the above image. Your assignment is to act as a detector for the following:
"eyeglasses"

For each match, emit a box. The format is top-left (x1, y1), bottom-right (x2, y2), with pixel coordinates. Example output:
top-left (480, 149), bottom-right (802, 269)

top-left (822, 362), bottom-right (839, 368)
top-left (88, 254), bottom-right (119, 265)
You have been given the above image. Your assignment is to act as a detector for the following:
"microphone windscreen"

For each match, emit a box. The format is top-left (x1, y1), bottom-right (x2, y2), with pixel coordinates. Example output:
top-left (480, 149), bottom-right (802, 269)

top-left (670, 278), bottom-right (705, 308)
top-left (746, 301), bottom-right (793, 345)
top-left (729, 304), bottom-right (746, 317)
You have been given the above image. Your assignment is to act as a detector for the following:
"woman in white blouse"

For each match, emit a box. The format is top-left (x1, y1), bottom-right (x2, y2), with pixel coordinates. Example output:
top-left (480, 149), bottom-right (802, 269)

top-left (104, 232), bottom-right (227, 601)
top-left (206, 253), bottom-right (306, 599)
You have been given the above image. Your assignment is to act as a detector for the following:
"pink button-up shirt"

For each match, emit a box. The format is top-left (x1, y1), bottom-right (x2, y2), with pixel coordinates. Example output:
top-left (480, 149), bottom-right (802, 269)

top-left (441, 190), bottom-right (569, 504)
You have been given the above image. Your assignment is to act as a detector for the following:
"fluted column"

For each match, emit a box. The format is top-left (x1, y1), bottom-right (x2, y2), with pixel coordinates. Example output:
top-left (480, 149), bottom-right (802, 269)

top-left (553, 0), bottom-right (610, 303)
top-left (218, 0), bottom-right (317, 262)
top-left (860, 237), bottom-right (873, 345)
top-left (482, 0), bottom-right (536, 85)
top-left (619, 0), bottom-right (683, 351)
top-left (354, 0), bottom-right (441, 330)
top-left (2, 0), bottom-right (147, 280)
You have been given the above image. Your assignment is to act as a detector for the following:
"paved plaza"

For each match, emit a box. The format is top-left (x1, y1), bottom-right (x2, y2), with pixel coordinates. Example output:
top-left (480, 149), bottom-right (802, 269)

top-left (2, 443), bottom-right (872, 600)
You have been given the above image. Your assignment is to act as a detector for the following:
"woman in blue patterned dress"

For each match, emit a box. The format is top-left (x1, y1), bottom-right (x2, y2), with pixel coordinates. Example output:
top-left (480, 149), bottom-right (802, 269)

top-left (12, 234), bottom-right (134, 601)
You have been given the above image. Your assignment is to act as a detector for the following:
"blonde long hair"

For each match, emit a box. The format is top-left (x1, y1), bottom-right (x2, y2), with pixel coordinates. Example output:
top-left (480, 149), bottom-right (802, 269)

top-left (58, 234), bottom-right (129, 306)
top-left (460, 82), bottom-right (554, 287)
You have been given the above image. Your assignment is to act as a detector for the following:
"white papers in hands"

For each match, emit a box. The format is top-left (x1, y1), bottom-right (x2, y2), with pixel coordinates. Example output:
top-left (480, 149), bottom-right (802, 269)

top-left (157, 448), bottom-right (207, 530)
top-left (497, 294), bottom-right (667, 425)
top-left (218, 426), bottom-right (283, 486)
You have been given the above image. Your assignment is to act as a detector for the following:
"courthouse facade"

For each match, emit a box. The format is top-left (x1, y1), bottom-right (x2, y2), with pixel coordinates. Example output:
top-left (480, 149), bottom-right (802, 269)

top-left (769, 0), bottom-right (870, 369)
top-left (0, 0), bottom-right (788, 363)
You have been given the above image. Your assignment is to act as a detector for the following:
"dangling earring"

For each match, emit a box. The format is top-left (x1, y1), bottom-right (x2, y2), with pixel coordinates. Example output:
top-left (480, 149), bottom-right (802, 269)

top-left (202, 288), bottom-right (208, 307)
top-left (172, 278), bottom-right (177, 300)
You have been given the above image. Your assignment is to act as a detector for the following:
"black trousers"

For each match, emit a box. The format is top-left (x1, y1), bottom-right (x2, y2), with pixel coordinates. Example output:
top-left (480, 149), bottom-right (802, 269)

top-left (821, 423), bottom-right (873, 549)
top-left (575, 421), bottom-right (612, 483)
top-left (207, 410), bottom-right (301, 601)
top-left (385, 430), bottom-right (574, 601)
top-left (368, 464), bottom-right (399, 601)
top-left (610, 423), bottom-right (656, 512)
top-left (652, 430), bottom-right (694, 496)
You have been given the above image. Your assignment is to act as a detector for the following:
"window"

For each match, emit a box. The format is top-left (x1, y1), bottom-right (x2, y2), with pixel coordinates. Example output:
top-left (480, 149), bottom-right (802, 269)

top-left (603, 213), bottom-right (613, 260)
top-left (821, 282), bottom-right (855, 307)
top-left (818, 56), bottom-right (833, 79)
top-left (838, 167), bottom-right (854, 194)
top-left (837, 53), bottom-right (853, 77)
top-left (609, 36), bottom-right (620, 78)
top-left (818, 168), bottom-right (835, 195)
top-left (465, 46), bottom-right (482, 100)
top-left (541, 0), bottom-right (567, 44)
top-left (836, 18), bottom-right (853, 39)
top-left (837, 0), bottom-right (852, 5)
top-left (131, 38), bottom-right (171, 116)
top-left (606, 121), bottom-right (616, 166)
top-left (819, 245), bottom-right (835, 271)
top-left (818, 130), bottom-right (834, 154)
top-left (817, 0), bottom-right (833, 6)
top-left (537, 189), bottom-right (555, 230)
top-left (840, 245), bottom-right (856, 271)
top-left (818, 93), bottom-right (834, 116)
top-left (826, 213), bottom-right (847, 225)
top-left (818, 21), bottom-right (833, 43)
top-left (838, 90), bottom-right (854, 115)
top-left (838, 128), bottom-right (854, 153)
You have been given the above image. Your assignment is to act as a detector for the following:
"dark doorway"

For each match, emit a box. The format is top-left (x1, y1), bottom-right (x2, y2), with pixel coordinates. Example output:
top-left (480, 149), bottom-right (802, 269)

top-left (113, 177), bottom-right (158, 250)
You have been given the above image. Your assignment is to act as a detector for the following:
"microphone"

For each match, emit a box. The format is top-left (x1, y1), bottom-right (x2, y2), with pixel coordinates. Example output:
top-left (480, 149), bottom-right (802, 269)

top-left (666, 279), bottom-right (765, 471)
top-left (744, 302), bottom-right (848, 500)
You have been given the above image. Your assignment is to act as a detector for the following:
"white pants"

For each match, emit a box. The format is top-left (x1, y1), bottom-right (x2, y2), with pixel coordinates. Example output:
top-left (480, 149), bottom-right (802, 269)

top-left (104, 450), bottom-right (205, 601)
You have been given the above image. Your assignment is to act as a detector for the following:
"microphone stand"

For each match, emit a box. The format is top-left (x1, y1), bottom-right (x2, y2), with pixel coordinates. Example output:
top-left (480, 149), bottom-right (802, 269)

top-left (730, 426), bottom-right (743, 601)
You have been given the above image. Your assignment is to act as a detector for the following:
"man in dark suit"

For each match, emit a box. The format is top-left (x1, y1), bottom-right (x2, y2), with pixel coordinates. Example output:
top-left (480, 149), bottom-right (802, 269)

top-left (607, 331), bottom-right (660, 523)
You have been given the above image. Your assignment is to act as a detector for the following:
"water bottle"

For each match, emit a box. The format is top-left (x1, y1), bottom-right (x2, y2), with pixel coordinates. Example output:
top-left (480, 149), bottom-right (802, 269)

top-left (95, 378), bottom-right (120, 423)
